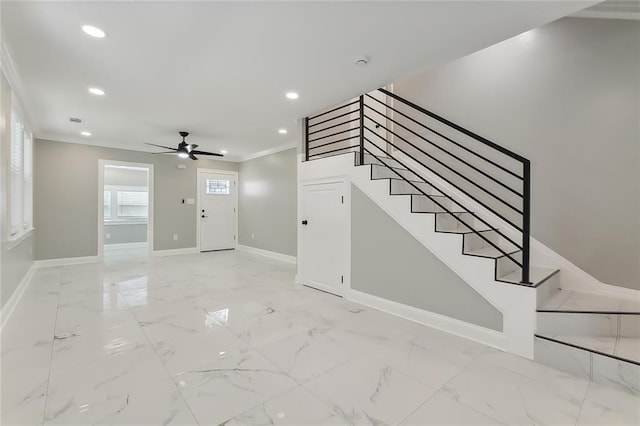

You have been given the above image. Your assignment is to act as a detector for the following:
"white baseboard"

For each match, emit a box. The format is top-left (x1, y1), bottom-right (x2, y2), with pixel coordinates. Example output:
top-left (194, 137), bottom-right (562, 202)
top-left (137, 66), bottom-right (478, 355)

top-left (104, 242), bottom-right (147, 249)
top-left (151, 247), bottom-right (198, 257)
top-left (34, 255), bottom-right (99, 268)
top-left (347, 289), bottom-right (507, 351)
top-left (1, 262), bottom-right (36, 331)
top-left (237, 245), bottom-right (297, 264)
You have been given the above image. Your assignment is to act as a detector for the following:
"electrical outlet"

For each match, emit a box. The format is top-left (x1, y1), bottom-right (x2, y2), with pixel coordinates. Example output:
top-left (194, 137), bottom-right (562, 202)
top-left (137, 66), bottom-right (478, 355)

top-left (106, 233), bottom-right (111, 239)
top-left (251, 233), bottom-right (255, 239)
top-left (173, 234), bottom-right (178, 241)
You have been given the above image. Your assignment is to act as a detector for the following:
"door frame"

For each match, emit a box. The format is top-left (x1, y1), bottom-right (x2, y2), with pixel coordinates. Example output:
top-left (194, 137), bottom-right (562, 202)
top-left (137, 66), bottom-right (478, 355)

top-left (97, 159), bottom-right (154, 261)
top-left (297, 176), bottom-right (351, 297)
top-left (196, 168), bottom-right (239, 252)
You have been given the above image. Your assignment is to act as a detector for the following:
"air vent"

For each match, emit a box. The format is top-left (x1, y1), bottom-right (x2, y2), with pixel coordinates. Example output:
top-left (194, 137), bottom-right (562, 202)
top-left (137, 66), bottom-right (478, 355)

top-left (69, 117), bottom-right (83, 124)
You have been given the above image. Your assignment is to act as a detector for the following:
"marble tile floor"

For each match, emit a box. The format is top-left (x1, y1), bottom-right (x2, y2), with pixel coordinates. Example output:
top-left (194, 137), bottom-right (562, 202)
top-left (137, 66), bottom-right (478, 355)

top-left (2, 250), bottom-right (639, 425)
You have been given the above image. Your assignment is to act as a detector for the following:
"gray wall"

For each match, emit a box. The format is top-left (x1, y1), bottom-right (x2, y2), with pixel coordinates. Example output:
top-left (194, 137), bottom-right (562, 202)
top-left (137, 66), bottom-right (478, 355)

top-left (104, 166), bottom-right (148, 187)
top-left (34, 139), bottom-right (237, 259)
top-left (394, 17), bottom-right (640, 290)
top-left (104, 223), bottom-right (147, 245)
top-left (351, 185), bottom-right (503, 331)
top-left (1, 70), bottom-right (34, 310)
top-left (238, 148), bottom-right (297, 256)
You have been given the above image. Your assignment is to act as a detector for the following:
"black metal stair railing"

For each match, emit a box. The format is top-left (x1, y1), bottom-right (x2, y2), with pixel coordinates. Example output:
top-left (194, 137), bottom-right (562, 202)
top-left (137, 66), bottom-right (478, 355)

top-left (304, 89), bottom-right (531, 284)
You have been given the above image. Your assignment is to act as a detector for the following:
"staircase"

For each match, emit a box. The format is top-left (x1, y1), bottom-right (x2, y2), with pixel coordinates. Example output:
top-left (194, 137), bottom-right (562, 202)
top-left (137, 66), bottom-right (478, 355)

top-left (300, 88), bottom-right (640, 390)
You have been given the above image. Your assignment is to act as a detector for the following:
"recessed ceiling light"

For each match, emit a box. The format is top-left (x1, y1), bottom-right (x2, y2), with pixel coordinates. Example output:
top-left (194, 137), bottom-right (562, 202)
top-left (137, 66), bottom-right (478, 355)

top-left (88, 87), bottom-right (105, 96)
top-left (82, 25), bottom-right (106, 38)
top-left (81, 131), bottom-right (92, 136)
top-left (285, 92), bottom-right (299, 100)
top-left (220, 150), bottom-right (228, 154)
top-left (278, 129), bottom-right (288, 134)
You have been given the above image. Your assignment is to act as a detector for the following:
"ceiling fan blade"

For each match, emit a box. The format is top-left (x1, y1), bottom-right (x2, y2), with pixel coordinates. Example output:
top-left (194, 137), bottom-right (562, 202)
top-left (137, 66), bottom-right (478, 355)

top-left (191, 150), bottom-right (223, 157)
top-left (189, 153), bottom-right (198, 160)
top-left (151, 151), bottom-right (177, 154)
top-left (146, 142), bottom-right (177, 151)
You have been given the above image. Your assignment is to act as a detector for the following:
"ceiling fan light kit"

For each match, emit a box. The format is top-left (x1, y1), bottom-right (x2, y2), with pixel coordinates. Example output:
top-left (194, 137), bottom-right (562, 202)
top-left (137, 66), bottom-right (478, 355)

top-left (145, 131), bottom-right (224, 160)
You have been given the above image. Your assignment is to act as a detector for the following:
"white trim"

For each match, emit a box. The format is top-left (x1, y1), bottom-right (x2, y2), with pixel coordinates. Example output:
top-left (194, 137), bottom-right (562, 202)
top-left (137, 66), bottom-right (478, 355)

top-left (98, 160), bottom-right (154, 260)
top-left (104, 242), bottom-right (148, 249)
top-left (34, 256), bottom-right (99, 268)
top-left (240, 142), bottom-right (296, 162)
top-left (347, 289), bottom-right (507, 351)
top-left (6, 228), bottom-right (34, 250)
top-left (237, 244), bottom-right (296, 264)
top-left (0, 262), bottom-right (36, 331)
top-left (196, 168), bottom-right (239, 252)
top-left (151, 247), bottom-right (198, 257)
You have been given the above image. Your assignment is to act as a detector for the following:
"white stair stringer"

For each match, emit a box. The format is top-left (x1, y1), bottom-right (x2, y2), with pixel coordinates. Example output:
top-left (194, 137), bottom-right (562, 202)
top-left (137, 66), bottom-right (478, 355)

top-left (394, 150), bottom-right (640, 302)
top-left (299, 153), bottom-right (537, 359)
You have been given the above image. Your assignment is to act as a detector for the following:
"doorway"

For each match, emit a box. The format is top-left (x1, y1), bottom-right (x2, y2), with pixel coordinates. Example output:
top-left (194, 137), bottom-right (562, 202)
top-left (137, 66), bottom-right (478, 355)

top-left (197, 169), bottom-right (238, 252)
top-left (299, 179), bottom-right (348, 296)
top-left (98, 160), bottom-right (154, 261)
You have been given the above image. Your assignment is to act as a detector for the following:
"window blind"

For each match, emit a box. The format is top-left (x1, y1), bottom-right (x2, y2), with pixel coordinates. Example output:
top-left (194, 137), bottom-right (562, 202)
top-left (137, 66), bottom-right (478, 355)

top-left (10, 111), bottom-right (23, 235)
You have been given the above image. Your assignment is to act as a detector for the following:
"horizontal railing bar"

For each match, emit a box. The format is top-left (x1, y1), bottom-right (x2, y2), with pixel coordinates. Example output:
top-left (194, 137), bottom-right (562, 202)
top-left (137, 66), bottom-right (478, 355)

top-left (308, 127), bottom-right (356, 143)
top-left (308, 135), bottom-right (360, 151)
top-left (308, 117), bottom-right (360, 136)
top-left (363, 144), bottom-right (523, 266)
top-left (308, 100), bottom-right (360, 121)
top-left (365, 94), bottom-right (522, 180)
top-left (364, 103), bottom-right (523, 198)
top-left (308, 109), bottom-right (357, 129)
top-left (363, 132), bottom-right (524, 234)
top-left (364, 116), bottom-right (523, 215)
top-left (308, 145), bottom-right (359, 158)
top-left (378, 88), bottom-right (529, 164)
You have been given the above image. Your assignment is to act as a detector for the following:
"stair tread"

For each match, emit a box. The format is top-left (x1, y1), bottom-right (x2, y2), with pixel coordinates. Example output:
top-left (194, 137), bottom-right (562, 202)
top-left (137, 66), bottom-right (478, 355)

top-left (464, 245), bottom-right (521, 259)
top-left (535, 333), bottom-right (640, 364)
top-left (539, 289), bottom-right (640, 313)
top-left (497, 267), bottom-right (558, 286)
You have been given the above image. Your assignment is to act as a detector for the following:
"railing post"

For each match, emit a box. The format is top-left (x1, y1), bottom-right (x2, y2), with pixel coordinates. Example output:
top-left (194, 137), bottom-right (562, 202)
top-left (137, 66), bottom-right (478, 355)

top-left (522, 159), bottom-right (531, 284)
top-left (304, 117), bottom-right (309, 162)
top-left (359, 95), bottom-right (364, 165)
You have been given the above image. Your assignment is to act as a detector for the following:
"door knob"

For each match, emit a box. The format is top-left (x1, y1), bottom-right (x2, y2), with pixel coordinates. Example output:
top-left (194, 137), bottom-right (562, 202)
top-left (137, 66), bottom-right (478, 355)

top-left (301, 220), bottom-right (308, 225)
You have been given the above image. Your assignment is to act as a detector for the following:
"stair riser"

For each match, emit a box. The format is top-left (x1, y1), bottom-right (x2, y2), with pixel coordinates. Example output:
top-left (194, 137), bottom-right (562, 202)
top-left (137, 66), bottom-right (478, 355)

top-left (411, 195), bottom-right (465, 213)
top-left (463, 231), bottom-right (501, 252)
top-left (435, 213), bottom-right (482, 233)
top-left (361, 154), bottom-right (404, 169)
top-left (389, 180), bottom-right (443, 196)
top-left (534, 337), bottom-right (640, 392)
top-left (537, 312), bottom-right (620, 337)
top-left (496, 252), bottom-right (523, 279)
top-left (371, 165), bottom-right (418, 181)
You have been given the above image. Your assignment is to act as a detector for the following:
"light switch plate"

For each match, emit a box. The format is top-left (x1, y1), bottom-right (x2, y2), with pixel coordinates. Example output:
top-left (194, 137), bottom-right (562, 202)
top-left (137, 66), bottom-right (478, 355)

top-left (186, 198), bottom-right (195, 205)
top-left (177, 164), bottom-right (187, 169)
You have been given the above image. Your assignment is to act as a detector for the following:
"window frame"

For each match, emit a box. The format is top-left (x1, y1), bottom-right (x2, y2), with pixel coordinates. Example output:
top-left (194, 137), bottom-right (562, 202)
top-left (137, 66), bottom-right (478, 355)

top-left (8, 102), bottom-right (34, 244)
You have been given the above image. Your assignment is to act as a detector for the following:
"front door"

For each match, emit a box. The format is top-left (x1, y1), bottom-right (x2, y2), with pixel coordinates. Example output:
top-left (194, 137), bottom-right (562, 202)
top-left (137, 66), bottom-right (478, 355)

top-left (198, 171), bottom-right (237, 251)
top-left (300, 180), bottom-right (346, 296)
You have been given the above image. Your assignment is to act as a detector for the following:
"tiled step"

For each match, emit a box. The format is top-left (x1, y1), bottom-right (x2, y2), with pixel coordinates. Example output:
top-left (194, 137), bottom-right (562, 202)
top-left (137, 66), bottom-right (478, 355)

top-left (370, 164), bottom-right (419, 181)
top-left (358, 153), bottom-right (404, 169)
top-left (435, 212), bottom-right (494, 233)
top-left (497, 267), bottom-right (559, 287)
top-left (463, 244), bottom-right (521, 260)
top-left (411, 194), bottom-right (467, 214)
top-left (539, 290), bottom-right (640, 314)
top-left (534, 335), bottom-right (640, 392)
top-left (389, 179), bottom-right (443, 197)
top-left (537, 311), bottom-right (639, 337)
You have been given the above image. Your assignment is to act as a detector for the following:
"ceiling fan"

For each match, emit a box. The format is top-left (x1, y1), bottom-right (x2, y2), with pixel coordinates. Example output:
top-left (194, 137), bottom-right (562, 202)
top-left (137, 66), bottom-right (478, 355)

top-left (146, 131), bottom-right (223, 160)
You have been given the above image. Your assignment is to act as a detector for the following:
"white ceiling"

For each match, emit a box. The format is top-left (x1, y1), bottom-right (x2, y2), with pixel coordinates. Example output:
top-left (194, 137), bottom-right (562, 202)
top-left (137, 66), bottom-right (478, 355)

top-left (1, 1), bottom-right (597, 161)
